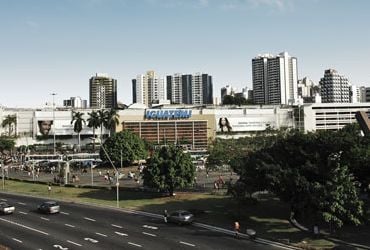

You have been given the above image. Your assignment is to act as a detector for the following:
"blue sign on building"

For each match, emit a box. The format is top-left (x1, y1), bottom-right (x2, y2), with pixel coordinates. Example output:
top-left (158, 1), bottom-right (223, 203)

top-left (145, 109), bottom-right (192, 120)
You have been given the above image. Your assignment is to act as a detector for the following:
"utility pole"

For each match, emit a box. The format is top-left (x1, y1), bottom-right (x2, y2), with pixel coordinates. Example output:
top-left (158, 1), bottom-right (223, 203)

top-left (51, 93), bottom-right (57, 155)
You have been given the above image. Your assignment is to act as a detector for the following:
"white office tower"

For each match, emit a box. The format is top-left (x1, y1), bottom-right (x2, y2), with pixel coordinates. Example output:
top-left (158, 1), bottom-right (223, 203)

top-left (134, 70), bottom-right (166, 106)
top-left (252, 52), bottom-right (298, 105)
top-left (350, 85), bottom-right (360, 103)
top-left (319, 69), bottom-right (350, 103)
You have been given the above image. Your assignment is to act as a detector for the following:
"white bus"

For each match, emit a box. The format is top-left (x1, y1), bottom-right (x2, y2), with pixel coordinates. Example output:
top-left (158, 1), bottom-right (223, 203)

top-left (25, 154), bottom-right (63, 163)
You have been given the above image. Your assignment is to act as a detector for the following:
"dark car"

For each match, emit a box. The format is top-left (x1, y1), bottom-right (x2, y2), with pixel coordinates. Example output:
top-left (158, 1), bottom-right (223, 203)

top-left (167, 210), bottom-right (194, 225)
top-left (0, 202), bottom-right (15, 215)
top-left (37, 201), bottom-right (60, 214)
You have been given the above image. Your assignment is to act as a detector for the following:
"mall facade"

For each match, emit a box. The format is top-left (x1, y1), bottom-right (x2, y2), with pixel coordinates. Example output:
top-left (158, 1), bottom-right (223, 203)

top-left (1, 103), bottom-right (369, 148)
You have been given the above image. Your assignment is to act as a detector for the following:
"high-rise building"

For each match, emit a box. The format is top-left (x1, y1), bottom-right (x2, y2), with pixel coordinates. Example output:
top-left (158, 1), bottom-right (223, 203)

top-left (133, 71), bottom-right (166, 106)
top-left (350, 85), bottom-right (360, 103)
top-left (319, 69), bottom-right (350, 103)
top-left (359, 86), bottom-right (370, 102)
top-left (297, 77), bottom-right (320, 103)
top-left (166, 73), bottom-right (213, 105)
top-left (89, 73), bottom-right (117, 109)
top-left (252, 52), bottom-right (298, 105)
top-left (63, 97), bottom-right (88, 109)
top-left (221, 85), bottom-right (236, 101)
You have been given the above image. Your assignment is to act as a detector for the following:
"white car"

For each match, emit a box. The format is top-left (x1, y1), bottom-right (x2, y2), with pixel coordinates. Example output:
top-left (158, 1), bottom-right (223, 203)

top-left (0, 202), bottom-right (15, 215)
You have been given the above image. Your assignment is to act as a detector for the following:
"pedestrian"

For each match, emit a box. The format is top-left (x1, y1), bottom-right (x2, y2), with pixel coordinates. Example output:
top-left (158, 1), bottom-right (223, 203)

top-left (48, 184), bottom-right (52, 195)
top-left (163, 209), bottom-right (168, 223)
top-left (234, 221), bottom-right (240, 238)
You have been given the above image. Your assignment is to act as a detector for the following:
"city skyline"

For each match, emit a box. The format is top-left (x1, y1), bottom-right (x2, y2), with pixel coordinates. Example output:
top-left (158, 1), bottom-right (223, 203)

top-left (1, 0), bottom-right (370, 108)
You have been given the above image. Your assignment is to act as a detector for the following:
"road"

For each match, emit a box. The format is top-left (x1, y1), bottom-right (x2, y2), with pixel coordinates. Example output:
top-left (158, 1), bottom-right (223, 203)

top-left (0, 192), bottom-right (279, 250)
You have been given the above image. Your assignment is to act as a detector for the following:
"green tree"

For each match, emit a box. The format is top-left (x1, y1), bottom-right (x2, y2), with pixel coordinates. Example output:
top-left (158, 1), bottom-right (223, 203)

top-left (222, 95), bottom-right (235, 105)
top-left (87, 111), bottom-right (100, 150)
top-left (104, 109), bottom-right (120, 137)
top-left (143, 145), bottom-right (195, 196)
top-left (100, 130), bottom-right (147, 167)
top-left (98, 109), bottom-right (107, 140)
top-left (71, 111), bottom-right (85, 151)
top-left (233, 130), bottom-right (364, 230)
top-left (2, 115), bottom-right (17, 137)
top-left (0, 137), bottom-right (15, 152)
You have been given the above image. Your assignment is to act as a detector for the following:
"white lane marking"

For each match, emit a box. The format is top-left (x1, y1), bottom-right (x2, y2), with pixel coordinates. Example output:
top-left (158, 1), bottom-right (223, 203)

top-left (95, 232), bottom-right (107, 237)
top-left (0, 199), bottom-right (7, 201)
top-left (41, 217), bottom-right (50, 221)
top-left (60, 212), bottom-right (69, 215)
top-left (84, 238), bottom-right (98, 243)
top-left (12, 238), bottom-right (22, 243)
top-left (0, 217), bottom-right (49, 235)
top-left (17, 202), bottom-right (26, 205)
top-left (84, 217), bottom-right (96, 222)
top-left (111, 224), bottom-right (122, 228)
top-left (115, 231), bottom-right (128, 236)
top-left (53, 245), bottom-right (68, 249)
top-left (180, 241), bottom-right (195, 247)
top-left (143, 225), bottom-right (158, 230)
top-left (19, 211), bottom-right (28, 215)
top-left (142, 232), bottom-right (156, 237)
top-left (128, 242), bottom-right (142, 248)
top-left (65, 224), bottom-right (75, 228)
top-left (67, 240), bottom-right (82, 247)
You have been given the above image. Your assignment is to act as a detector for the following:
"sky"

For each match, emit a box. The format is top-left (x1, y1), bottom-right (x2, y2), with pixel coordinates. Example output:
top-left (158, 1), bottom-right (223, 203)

top-left (1, 0), bottom-right (370, 108)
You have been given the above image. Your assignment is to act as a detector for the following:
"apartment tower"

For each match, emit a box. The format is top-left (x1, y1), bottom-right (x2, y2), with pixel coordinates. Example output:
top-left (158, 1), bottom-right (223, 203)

top-left (252, 52), bottom-right (298, 105)
top-left (89, 73), bottom-right (117, 109)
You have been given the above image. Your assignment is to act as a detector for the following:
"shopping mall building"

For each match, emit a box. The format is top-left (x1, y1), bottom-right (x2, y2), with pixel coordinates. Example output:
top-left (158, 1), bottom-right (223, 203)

top-left (0, 103), bottom-right (369, 148)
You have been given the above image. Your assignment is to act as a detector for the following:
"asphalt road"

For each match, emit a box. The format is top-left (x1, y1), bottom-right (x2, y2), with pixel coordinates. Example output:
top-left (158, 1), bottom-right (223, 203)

top-left (0, 192), bottom-right (279, 250)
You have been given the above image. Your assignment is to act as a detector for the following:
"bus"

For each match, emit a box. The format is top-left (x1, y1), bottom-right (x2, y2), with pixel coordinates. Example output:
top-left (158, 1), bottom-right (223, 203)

top-left (25, 154), bottom-right (63, 163)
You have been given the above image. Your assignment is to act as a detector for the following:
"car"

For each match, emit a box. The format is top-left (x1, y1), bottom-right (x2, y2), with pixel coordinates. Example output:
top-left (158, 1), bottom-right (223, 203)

top-left (37, 201), bottom-right (60, 214)
top-left (0, 202), bottom-right (15, 215)
top-left (167, 210), bottom-right (194, 225)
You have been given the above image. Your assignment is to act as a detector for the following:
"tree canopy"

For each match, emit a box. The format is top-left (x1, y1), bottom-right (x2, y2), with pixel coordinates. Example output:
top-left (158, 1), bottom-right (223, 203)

top-left (230, 128), bottom-right (367, 229)
top-left (142, 145), bottom-right (195, 195)
top-left (100, 130), bottom-right (147, 167)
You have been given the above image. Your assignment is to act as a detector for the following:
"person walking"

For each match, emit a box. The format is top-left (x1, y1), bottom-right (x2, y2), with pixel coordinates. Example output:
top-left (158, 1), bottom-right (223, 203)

top-left (234, 221), bottom-right (240, 238)
top-left (48, 184), bottom-right (52, 196)
top-left (163, 209), bottom-right (168, 223)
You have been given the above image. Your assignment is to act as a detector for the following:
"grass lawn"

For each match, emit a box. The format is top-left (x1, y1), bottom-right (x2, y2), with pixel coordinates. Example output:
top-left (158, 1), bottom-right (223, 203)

top-left (2, 180), bottom-right (369, 249)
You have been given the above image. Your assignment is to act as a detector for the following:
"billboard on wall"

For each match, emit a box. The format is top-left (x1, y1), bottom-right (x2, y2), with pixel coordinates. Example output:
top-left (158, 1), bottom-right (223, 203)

top-left (215, 115), bottom-right (275, 133)
top-left (34, 111), bottom-right (94, 137)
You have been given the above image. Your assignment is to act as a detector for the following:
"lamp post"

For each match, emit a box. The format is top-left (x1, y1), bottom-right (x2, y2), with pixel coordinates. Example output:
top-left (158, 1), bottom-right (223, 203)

top-left (51, 93), bottom-right (57, 155)
top-left (1, 163), bottom-right (4, 190)
top-left (91, 137), bottom-right (119, 207)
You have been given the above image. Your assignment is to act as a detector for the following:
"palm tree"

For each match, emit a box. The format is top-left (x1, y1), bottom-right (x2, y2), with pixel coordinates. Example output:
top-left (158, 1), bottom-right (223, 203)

top-left (2, 115), bottom-right (17, 137)
top-left (87, 111), bottom-right (100, 151)
top-left (104, 109), bottom-right (120, 137)
top-left (97, 109), bottom-right (107, 141)
top-left (71, 111), bottom-right (85, 152)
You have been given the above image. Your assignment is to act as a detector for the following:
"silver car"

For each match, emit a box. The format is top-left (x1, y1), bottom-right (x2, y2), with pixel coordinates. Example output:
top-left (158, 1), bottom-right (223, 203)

top-left (38, 201), bottom-right (60, 214)
top-left (0, 202), bottom-right (15, 215)
top-left (167, 210), bottom-right (194, 225)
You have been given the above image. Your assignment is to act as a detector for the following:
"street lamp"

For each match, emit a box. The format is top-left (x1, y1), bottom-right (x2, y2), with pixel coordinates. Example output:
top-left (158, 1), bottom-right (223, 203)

top-left (1, 163), bottom-right (4, 190)
top-left (90, 137), bottom-right (120, 208)
top-left (51, 93), bottom-right (57, 155)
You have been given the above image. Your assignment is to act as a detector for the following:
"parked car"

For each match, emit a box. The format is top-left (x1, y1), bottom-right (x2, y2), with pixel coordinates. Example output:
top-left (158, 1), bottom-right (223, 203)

top-left (167, 210), bottom-right (194, 225)
top-left (0, 202), bottom-right (15, 215)
top-left (37, 201), bottom-right (60, 214)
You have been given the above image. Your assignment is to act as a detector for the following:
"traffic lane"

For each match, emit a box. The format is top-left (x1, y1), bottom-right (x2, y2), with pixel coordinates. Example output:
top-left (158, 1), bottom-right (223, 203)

top-left (8, 209), bottom-right (148, 250)
top-left (1, 193), bottom-right (279, 250)
top-left (9, 204), bottom-right (185, 250)
top-left (0, 215), bottom-right (80, 250)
